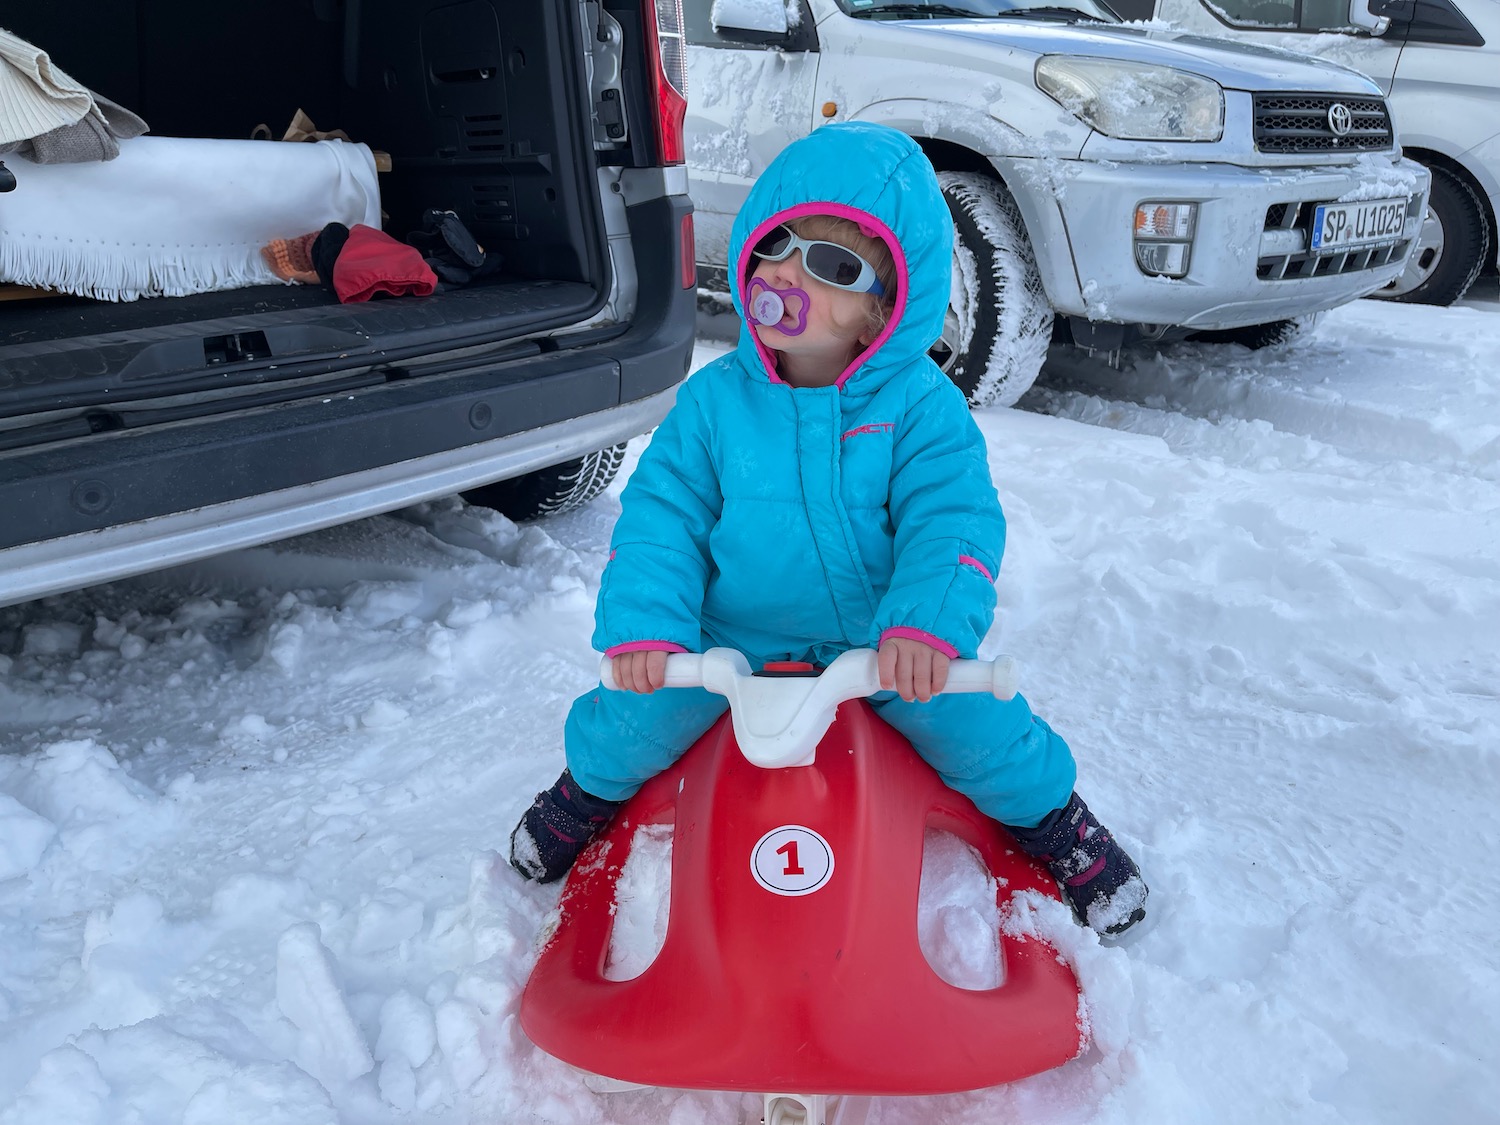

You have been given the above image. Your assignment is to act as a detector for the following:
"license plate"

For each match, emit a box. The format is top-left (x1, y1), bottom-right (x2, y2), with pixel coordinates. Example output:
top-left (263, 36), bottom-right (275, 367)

top-left (1310, 197), bottom-right (1408, 253)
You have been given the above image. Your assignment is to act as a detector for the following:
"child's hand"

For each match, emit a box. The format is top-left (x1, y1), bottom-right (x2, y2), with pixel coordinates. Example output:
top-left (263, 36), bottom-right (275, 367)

top-left (612, 649), bottom-right (669, 693)
top-left (878, 637), bottom-right (951, 703)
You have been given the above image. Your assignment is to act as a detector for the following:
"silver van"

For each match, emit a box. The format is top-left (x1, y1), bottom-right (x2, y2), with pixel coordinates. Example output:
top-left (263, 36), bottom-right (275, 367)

top-left (0, 0), bottom-right (697, 609)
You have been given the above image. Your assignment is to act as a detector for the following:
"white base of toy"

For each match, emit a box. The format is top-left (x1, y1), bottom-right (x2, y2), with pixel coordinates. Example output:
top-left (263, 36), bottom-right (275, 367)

top-left (765, 1092), bottom-right (874, 1125)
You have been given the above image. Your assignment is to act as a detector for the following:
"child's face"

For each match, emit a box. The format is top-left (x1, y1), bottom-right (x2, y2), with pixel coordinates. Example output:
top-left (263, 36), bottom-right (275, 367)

top-left (748, 252), bottom-right (880, 377)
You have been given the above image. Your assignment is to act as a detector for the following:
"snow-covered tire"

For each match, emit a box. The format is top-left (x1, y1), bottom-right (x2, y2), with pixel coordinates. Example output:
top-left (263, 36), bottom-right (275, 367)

top-left (1374, 164), bottom-right (1489, 306)
top-left (462, 443), bottom-right (627, 522)
top-left (1189, 313), bottom-right (1322, 350)
top-left (933, 172), bottom-right (1053, 409)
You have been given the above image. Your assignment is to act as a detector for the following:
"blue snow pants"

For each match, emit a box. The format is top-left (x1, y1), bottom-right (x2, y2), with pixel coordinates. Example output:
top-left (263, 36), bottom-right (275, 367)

top-left (564, 676), bottom-right (1077, 830)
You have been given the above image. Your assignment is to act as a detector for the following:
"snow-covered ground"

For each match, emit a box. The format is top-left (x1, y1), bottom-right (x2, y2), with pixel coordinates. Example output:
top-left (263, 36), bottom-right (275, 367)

top-left (2, 287), bottom-right (1498, 1125)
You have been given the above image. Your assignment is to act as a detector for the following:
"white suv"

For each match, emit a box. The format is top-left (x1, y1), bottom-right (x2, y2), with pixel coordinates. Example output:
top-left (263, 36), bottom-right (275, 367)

top-left (685, 0), bottom-right (1430, 406)
top-left (1139, 0), bottom-right (1497, 306)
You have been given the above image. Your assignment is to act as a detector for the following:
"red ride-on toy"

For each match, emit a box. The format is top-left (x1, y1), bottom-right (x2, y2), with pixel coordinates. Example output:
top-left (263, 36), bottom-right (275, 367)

top-left (520, 649), bottom-right (1084, 1125)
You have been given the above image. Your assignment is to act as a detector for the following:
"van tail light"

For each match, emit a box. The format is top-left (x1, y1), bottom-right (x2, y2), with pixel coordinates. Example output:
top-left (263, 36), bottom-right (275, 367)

top-left (643, 0), bottom-right (688, 165)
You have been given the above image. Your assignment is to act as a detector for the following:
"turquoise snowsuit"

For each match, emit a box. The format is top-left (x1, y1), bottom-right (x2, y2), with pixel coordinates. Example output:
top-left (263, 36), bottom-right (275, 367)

top-left (564, 122), bottom-right (1075, 828)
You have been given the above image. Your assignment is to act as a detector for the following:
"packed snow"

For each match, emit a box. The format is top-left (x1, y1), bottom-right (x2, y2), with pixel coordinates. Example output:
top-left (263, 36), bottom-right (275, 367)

top-left (2, 283), bottom-right (1498, 1125)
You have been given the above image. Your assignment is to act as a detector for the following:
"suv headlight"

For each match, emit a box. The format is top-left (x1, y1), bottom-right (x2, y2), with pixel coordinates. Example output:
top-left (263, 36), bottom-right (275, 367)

top-left (1035, 56), bottom-right (1224, 142)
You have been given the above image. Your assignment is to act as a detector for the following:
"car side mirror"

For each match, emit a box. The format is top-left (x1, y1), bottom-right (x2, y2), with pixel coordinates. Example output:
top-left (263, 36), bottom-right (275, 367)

top-left (1347, 0), bottom-right (1399, 34)
top-left (713, 0), bottom-right (791, 39)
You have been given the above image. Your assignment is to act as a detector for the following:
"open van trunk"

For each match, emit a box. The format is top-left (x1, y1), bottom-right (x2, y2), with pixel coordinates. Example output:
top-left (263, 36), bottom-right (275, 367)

top-left (1, 0), bottom-right (614, 428)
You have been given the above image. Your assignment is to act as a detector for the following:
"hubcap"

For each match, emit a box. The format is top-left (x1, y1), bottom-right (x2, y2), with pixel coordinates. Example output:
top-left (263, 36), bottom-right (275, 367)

top-left (1380, 203), bottom-right (1444, 298)
top-left (929, 306), bottom-right (961, 375)
top-left (929, 250), bottom-right (971, 376)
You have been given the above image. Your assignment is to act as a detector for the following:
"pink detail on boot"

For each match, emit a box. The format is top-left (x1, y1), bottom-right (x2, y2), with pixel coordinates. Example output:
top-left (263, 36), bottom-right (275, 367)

top-left (1065, 854), bottom-right (1108, 887)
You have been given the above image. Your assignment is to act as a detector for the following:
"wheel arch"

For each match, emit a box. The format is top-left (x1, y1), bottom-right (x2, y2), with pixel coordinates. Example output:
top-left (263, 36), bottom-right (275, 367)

top-left (847, 102), bottom-right (1077, 308)
top-left (1404, 147), bottom-right (1498, 273)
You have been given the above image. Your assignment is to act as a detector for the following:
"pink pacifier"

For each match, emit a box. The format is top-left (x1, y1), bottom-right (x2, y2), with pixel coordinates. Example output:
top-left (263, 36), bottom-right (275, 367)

top-left (748, 277), bottom-right (809, 336)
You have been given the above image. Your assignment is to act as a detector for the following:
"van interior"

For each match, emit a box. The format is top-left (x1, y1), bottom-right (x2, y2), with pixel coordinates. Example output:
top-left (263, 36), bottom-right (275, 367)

top-left (1, 0), bottom-right (620, 424)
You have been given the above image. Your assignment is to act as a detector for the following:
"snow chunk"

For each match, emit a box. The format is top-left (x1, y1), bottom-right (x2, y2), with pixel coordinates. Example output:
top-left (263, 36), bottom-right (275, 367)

top-left (1086, 874), bottom-right (1148, 936)
top-left (211, 872), bottom-right (310, 925)
top-left (0, 792), bottom-right (56, 879)
top-left (605, 823), bottom-right (675, 981)
top-left (918, 830), bottom-right (1003, 990)
top-left (274, 923), bottom-right (374, 1089)
top-left (358, 700), bottom-right (410, 729)
top-left (434, 997), bottom-right (489, 1091)
top-left (0, 1045), bottom-right (110, 1125)
top-left (15, 739), bottom-right (159, 827)
top-left (81, 892), bottom-right (165, 972)
top-left (377, 1057), bottom-right (417, 1111)
top-left (7, 1017), bottom-right (340, 1125)
top-left (183, 1064), bottom-right (339, 1125)
top-left (220, 713), bottom-right (277, 742)
top-left (350, 892), bottom-right (424, 954)
top-left (1002, 890), bottom-right (1136, 1059)
top-left (375, 991), bottom-right (437, 1068)
top-left (21, 622), bottom-right (86, 656)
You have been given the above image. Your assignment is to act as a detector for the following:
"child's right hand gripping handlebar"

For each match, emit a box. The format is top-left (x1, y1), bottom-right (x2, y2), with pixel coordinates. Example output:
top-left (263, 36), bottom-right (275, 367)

top-left (600, 647), bottom-right (1019, 770)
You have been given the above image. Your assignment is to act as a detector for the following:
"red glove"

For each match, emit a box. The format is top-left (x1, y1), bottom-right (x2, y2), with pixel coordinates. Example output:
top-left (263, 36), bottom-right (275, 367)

top-left (332, 223), bottom-right (437, 303)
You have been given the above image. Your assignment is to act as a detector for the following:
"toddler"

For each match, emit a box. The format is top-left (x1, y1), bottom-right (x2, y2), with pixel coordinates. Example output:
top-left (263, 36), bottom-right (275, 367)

top-left (510, 122), bottom-right (1147, 936)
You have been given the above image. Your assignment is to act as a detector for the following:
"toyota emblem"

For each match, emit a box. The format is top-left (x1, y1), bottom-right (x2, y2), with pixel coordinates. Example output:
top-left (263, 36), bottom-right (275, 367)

top-left (1327, 103), bottom-right (1354, 136)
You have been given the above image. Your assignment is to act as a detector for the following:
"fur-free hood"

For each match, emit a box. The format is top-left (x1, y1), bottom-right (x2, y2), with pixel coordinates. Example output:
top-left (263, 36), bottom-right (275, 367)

top-left (727, 122), bottom-right (954, 393)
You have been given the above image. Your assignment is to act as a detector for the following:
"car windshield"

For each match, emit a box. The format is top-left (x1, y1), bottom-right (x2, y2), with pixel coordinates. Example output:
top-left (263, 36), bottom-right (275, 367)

top-left (840, 0), bottom-right (1121, 22)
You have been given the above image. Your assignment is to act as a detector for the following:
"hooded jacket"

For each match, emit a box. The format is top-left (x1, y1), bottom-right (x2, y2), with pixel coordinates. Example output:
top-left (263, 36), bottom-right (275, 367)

top-left (593, 122), bottom-right (1007, 665)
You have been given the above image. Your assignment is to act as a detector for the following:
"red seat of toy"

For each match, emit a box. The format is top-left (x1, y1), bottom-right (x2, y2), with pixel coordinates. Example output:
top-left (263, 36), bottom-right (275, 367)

top-left (521, 699), bottom-right (1083, 1095)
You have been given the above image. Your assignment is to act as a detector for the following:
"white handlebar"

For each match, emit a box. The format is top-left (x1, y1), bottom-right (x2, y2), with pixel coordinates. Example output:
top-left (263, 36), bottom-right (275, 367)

top-left (600, 647), bottom-right (1018, 769)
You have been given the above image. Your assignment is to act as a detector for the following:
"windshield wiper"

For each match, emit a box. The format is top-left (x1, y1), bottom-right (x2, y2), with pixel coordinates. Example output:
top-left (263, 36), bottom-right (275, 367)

top-left (849, 4), bottom-right (987, 18)
top-left (987, 6), bottom-right (1112, 20)
top-left (851, 3), bottom-right (1112, 21)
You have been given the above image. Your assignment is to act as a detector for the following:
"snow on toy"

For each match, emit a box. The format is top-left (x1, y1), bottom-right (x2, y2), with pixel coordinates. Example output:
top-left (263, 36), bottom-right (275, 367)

top-left (520, 649), bottom-right (1083, 1125)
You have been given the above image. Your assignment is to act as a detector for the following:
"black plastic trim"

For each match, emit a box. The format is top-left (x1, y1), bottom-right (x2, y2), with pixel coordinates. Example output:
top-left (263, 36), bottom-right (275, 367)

top-left (1402, 0), bottom-right (1485, 46)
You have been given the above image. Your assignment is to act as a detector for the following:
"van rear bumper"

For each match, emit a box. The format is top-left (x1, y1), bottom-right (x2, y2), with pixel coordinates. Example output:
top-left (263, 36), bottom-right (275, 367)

top-left (0, 384), bottom-right (678, 608)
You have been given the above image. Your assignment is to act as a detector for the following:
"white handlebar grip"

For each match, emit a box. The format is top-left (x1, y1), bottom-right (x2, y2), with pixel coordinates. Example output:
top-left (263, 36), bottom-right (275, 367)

top-left (941, 656), bottom-right (1020, 700)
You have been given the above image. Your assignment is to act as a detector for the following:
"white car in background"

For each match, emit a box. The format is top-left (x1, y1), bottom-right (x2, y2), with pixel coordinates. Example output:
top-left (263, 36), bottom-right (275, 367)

top-left (1131, 0), bottom-right (1497, 307)
top-left (684, 0), bottom-right (1431, 407)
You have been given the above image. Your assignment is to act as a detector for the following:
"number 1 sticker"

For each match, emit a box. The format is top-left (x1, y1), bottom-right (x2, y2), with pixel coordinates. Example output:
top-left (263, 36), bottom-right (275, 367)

top-left (750, 825), bottom-right (834, 896)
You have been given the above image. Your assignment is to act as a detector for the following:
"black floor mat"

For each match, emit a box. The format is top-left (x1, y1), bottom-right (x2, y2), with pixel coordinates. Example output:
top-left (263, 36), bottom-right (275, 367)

top-left (2, 284), bottom-right (339, 347)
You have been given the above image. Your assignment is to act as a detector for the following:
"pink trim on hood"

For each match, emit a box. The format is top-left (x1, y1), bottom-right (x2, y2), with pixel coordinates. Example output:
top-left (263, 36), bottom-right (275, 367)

top-left (879, 627), bottom-right (959, 660)
top-left (737, 203), bottom-right (909, 390)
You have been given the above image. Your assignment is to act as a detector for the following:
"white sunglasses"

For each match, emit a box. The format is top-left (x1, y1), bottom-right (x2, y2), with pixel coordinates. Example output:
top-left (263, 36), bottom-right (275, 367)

top-left (751, 225), bottom-right (888, 297)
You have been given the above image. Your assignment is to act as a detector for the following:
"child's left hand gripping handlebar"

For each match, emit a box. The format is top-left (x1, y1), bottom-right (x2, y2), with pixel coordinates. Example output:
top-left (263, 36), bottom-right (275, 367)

top-left (600, 647), bottom-right (1019, 770)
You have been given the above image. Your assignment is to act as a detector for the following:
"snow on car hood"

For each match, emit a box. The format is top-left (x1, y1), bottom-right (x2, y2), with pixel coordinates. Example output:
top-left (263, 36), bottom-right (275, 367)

top-left (900, 19), bottom-right (1382, 94)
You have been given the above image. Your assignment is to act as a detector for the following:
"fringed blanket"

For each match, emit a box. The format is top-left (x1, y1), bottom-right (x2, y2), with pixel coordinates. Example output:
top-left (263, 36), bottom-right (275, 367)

top-left (0, 135), bottom-right (381, 301)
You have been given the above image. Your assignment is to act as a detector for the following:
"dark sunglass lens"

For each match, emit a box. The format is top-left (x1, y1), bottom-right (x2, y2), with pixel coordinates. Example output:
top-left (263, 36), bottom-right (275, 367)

top-left (808, 243), bottom-right (865, 288)
top-left (753, 226), bottom-right (793, 259)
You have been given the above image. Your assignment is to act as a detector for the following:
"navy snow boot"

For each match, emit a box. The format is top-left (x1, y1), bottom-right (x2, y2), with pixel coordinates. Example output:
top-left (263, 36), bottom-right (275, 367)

top-left (510, 769), bottom-right (624, 883)
top-left (1006, 793), bottom-right (1148, 937)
